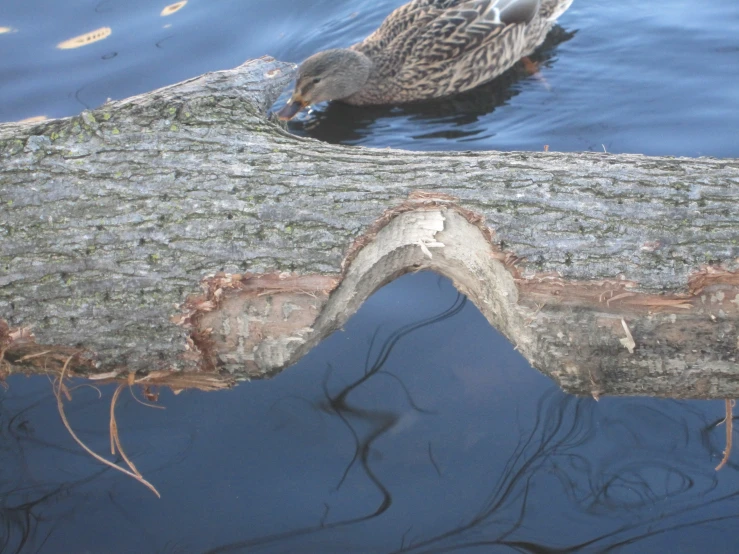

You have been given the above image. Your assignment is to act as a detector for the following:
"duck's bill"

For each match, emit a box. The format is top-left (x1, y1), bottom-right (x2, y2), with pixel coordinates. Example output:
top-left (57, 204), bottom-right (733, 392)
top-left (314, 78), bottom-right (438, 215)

top-left (276, 99), bottom-right (305, 120)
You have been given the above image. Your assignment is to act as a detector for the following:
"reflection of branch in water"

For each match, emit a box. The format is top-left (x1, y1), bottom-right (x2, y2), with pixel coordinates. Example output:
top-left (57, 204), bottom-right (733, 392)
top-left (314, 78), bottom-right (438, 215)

top-left (207, 291), bottom-right (466, 553)
top-left (388, 390), bottom-right (597, 552)
top-left (500, 485), bottom-right (739, 554)
top-left (396, 398), bottom-right (735, 553)
top-left (0, 394), bottom-right (110, 554)
top-left (428, 443), bottom-right (442, 478)
top-left (327, 291), bottom-right (466, 492)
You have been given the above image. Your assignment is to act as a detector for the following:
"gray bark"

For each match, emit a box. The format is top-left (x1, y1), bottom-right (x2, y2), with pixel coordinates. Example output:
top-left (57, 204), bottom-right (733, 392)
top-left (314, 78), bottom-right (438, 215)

top-left (1, 56), bottom-right (738, 398)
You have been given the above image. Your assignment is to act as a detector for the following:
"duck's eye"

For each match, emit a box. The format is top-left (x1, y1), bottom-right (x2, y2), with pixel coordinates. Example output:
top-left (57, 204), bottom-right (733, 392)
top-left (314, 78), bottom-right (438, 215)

top-left (312, 78), bottom-right (321, 84)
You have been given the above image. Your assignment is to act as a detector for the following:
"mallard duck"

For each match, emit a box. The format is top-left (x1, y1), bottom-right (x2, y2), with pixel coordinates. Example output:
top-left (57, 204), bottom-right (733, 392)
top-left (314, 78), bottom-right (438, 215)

top-left (277, 0), bottom-right (573, 120)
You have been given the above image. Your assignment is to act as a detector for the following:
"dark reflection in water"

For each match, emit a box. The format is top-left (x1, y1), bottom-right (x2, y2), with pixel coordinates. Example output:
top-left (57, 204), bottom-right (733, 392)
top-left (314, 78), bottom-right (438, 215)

top-left (1, 273), bottom-right (738, 553)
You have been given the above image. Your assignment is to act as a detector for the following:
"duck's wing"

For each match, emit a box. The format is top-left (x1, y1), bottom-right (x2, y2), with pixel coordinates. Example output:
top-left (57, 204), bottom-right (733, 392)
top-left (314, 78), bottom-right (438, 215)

top-left (356, 0), bottom-right (539, 65)
top-left (358, 0), bottom-right (464, 56)
top-left (410, 0), bottom-right (541, 63)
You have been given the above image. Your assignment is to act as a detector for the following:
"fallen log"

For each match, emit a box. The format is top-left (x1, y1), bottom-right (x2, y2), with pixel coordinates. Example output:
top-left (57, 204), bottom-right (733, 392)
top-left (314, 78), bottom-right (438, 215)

top-left (1, 56), bottom-right (738, 398)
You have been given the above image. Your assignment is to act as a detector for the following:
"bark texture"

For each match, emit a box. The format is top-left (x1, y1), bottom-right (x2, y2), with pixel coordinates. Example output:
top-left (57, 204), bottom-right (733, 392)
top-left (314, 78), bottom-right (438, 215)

top-left (1, 56), bottom-right (738, 398)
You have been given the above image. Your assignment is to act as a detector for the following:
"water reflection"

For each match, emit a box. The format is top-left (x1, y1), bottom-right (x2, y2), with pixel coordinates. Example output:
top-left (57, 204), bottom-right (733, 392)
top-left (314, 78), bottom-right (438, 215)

top-left (320, 292), bottom-right (466, 504)
top-left (161, 2), bottom-right (188, 17)
top-left (0, 388), bottom-right (108, 553)
top-left (56, 27), bottom-right (112, 50)
top-left (209, 391), bottom-right (737, 553)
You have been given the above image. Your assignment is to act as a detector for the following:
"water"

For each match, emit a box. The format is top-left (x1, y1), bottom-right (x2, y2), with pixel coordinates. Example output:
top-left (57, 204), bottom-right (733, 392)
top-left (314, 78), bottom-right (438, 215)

top-left (2, 0), bottom-right (739, 552)
top-left (2, 1), bottom-right (739, 156)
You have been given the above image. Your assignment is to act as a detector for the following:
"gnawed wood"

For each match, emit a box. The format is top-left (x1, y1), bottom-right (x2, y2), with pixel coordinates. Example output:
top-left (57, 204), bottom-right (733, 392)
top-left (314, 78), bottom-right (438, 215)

top-left (173, 195), bottom-right (739, 398)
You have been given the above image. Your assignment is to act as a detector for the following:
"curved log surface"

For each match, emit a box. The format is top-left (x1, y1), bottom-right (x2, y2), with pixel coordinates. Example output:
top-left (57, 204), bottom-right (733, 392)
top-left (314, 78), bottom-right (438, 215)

top-left (1, 56), bottom-right (738, 398)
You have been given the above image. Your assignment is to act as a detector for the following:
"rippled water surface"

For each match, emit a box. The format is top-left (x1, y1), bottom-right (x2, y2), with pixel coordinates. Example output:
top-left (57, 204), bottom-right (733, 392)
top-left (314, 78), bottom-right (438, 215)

top-left (2, 0), bottom-right (739, 155)
top-left (2, 1), bottom-right (739, 552)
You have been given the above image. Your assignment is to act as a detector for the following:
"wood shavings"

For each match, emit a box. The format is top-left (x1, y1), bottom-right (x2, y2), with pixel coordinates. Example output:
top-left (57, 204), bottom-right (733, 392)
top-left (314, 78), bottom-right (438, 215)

top-left (620, 318), bottom-right (636, 354)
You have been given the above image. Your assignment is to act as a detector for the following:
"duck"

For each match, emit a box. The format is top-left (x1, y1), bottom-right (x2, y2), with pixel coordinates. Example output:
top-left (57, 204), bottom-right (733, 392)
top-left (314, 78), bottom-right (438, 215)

top-left (277, 0), bottom-right (573, 120)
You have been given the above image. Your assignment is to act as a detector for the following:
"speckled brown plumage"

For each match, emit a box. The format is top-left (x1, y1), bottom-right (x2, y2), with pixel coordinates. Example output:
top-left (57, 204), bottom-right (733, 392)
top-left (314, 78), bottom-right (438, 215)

top-left (277, 0), bottom-right (573, 119)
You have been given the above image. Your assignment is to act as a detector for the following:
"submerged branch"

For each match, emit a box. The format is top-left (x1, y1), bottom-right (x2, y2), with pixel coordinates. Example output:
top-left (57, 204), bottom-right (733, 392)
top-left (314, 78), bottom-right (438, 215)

top-left (715, 399), bottom-right (735, 471)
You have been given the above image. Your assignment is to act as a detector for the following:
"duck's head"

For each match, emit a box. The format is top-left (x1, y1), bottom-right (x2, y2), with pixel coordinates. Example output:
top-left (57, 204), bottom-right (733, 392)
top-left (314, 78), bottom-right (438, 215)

top-left (276, 49), bottom-right (372, 120)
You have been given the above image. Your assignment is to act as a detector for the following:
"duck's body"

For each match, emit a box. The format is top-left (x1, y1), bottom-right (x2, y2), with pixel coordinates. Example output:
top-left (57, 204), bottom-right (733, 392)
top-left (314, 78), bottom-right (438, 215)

top-left (278, 0), bottom-right (573, 119)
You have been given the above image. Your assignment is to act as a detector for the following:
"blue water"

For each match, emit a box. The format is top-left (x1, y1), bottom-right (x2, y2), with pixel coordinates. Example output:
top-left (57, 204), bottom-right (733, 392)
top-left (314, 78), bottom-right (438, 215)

top-left (2, 1), bottom-right (739, 552)
top-left (2, 1), bottom-right (739, 156)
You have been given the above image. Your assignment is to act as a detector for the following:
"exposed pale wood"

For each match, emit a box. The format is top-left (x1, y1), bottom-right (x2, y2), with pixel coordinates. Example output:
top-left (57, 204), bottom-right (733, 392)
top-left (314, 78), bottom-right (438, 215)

top-left (1, 56), bottom-right (738, 398)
